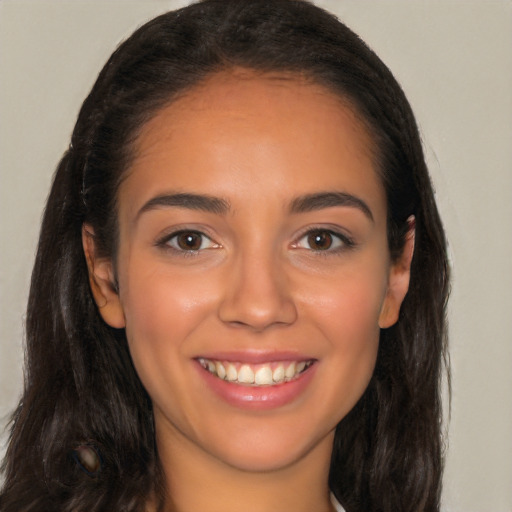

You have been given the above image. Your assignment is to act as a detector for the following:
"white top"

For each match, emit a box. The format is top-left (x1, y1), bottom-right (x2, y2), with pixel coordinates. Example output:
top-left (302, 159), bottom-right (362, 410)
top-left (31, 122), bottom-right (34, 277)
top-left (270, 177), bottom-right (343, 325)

top-left (330, 493), bottom-right (345, 512)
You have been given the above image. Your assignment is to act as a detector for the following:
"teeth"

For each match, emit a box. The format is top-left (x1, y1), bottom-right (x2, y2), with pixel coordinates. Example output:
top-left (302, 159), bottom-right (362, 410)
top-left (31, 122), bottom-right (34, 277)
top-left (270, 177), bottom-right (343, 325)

top-left (238, 365), bottom-right (255, 384)
top-left (215, 361), bottom-right (226, 380)
top-left (272, 365), bottom-right (285, 383)
top-left (226, 363), bottom-right (238, 381)
top-left (285, 362), bottom-right (296, 379)
top-left (254, 366), bottom-right (273, 385)
top-left (198, 358), bottom-right (312, 386)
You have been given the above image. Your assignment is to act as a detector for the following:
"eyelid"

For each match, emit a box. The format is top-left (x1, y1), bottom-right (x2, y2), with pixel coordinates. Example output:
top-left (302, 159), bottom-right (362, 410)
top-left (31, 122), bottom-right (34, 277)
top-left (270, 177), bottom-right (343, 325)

top-left (155, 227), bottom-right (220, 254)
top-left (291, 226), bottom-right (355, 252)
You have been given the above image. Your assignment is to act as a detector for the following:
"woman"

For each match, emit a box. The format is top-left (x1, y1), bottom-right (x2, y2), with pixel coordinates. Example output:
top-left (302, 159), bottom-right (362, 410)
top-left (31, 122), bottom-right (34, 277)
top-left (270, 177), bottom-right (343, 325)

top-left (0, 1), bottom-right (449, 511)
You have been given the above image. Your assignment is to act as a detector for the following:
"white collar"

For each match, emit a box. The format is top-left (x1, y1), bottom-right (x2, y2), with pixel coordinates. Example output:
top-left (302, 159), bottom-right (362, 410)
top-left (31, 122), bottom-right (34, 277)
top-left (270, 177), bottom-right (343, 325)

top-left (330, 493), bottom-right (345, 512)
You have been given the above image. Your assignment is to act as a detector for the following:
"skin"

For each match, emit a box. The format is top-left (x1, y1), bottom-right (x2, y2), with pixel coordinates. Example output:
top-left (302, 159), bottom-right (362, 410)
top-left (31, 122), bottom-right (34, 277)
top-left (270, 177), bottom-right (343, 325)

top-left (83, 70), bottom-right (413, 512)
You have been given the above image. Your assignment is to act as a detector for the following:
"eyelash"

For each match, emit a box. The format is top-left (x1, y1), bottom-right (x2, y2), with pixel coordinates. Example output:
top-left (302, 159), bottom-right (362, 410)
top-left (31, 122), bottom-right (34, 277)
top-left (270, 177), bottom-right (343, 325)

top-left (156, 227), bottom-right (355, 258)
top-left (293, 228), bottom-right (355, 255)
top-left (155, 229), bottom-right (218, 257)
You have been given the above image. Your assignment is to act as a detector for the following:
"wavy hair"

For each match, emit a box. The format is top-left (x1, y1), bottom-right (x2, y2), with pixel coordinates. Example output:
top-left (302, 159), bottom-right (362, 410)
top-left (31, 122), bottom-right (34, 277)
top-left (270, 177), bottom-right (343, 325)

top-left (0, 1), bottom-right (449, 511)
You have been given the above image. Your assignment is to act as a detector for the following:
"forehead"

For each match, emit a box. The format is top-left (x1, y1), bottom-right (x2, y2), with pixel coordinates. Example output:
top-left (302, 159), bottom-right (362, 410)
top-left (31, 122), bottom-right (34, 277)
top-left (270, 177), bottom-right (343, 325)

top-left (120, 70), bottom-right (385, 221)
top-left (134, 69), bottom-right (376, 160)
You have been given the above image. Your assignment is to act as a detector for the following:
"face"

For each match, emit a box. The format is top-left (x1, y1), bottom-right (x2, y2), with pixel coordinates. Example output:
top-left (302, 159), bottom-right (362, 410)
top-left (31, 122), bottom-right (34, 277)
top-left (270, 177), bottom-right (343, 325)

top-left (85, 71), bottom-right (412, 474)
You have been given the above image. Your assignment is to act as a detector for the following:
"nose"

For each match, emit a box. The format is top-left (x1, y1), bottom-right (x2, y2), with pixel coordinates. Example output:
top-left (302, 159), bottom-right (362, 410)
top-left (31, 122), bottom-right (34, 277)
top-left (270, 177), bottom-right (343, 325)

top-left (218, 251), bottom-right (297, 331)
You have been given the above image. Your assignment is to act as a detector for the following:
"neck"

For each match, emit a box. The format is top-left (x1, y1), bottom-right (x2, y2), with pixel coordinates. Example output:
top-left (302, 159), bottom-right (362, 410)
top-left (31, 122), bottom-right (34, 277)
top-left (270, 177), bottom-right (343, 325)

top-left (156, 422), bottom-right (335, 512)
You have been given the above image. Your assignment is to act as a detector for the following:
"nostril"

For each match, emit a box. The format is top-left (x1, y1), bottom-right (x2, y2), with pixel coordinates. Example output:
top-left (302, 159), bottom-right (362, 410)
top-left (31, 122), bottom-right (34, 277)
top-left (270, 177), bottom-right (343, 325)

top-left (219, 300), bottom-right (298, 331)
top-left (218, 258), bottom-right (298, 329)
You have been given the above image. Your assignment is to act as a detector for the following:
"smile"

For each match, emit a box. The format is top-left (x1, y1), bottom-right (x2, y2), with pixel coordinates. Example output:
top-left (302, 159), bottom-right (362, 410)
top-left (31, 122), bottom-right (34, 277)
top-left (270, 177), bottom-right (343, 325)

top-left (197, 358), bottom-right (314, 386)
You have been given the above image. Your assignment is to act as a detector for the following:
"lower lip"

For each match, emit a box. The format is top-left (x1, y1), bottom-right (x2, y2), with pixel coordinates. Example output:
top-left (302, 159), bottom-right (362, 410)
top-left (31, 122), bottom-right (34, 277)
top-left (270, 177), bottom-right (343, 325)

top-left (195, 362), bottom-right (317, 410)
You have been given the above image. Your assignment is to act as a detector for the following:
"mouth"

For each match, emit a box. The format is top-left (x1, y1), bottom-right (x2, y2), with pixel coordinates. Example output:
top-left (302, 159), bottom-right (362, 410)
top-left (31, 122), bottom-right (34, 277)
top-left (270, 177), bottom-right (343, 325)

top-left (196, 357), bottom-right (315, 387)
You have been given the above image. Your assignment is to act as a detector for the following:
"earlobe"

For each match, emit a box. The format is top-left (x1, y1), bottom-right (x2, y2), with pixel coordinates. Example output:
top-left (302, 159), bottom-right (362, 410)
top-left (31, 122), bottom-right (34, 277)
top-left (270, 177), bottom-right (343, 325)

top-left (82, 225), bottom-right (126, 329)
top-left (378, 217), bottom-right (415, 329)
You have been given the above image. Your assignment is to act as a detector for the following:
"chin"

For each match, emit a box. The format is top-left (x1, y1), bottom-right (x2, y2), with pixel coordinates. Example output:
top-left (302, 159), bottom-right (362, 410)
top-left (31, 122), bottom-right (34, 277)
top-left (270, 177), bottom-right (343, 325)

top-left (201, 418), bottom-right (335, 474)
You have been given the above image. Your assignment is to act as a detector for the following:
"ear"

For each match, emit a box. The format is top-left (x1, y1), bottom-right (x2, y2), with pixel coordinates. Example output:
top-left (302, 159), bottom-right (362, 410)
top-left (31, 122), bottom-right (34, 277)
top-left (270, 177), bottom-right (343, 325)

top-left (378, 217), bottom-right (415, 329)
top-left (82, 224), bottom-right (125, 328)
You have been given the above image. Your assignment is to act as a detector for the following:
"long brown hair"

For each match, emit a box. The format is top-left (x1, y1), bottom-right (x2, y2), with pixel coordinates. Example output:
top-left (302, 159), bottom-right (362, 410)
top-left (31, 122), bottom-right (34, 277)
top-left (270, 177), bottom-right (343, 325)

top-left (0, 1), bottom-right (449, 511)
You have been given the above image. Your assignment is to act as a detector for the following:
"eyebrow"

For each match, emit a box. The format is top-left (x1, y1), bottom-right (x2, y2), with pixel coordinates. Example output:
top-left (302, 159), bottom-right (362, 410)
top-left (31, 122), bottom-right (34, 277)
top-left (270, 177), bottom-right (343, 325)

top-left (135, 190), bottom-right (373, 222)
top-left (289, 191), bottom-right (373, 221)
top-left (136, 192), bottom-right (231, 220)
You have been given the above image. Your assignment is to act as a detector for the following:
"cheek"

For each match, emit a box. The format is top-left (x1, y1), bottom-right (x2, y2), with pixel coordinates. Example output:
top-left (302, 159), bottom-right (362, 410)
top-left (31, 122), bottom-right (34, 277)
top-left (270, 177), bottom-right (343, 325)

top-left (322, 282), bottom-right (381, 369)
top-left (302, 258), bottom-right (387, 343)
top-left (117, 258), bottom-right (218, 386)
top-left (298, 262), bottom-right (387, 406)
top-left (122, 256), bottom-right (213, 329)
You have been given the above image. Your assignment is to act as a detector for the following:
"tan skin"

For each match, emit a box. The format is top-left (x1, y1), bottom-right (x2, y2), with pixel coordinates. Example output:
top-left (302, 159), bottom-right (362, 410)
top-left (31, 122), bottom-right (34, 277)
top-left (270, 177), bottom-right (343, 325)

top-left (83, 70), bottom-right (414, 512)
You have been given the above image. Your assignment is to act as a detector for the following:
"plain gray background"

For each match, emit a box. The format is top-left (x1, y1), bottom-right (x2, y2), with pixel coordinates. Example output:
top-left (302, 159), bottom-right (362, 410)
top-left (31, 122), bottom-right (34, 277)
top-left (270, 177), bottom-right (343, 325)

top-left (1, 1), bottom-right (511, 510)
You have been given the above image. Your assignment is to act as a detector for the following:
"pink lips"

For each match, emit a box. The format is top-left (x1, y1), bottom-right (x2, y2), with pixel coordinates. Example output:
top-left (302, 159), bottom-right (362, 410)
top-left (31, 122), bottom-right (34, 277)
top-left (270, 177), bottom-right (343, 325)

top-left (194, 352), bottom-right (317, 410)
top-left (195, 350), bottom-right (311, 364)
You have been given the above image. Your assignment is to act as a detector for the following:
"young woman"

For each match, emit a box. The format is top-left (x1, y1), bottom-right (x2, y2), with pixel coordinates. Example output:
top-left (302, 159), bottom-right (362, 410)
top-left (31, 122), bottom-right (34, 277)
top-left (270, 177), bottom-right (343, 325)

top-left (0, 1), bottom-right (449, 511)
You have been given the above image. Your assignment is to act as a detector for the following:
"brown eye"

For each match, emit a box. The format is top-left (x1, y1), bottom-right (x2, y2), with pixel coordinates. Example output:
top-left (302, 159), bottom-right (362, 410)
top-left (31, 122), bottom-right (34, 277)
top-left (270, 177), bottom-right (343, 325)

top-left (165, 231), bottom-right (216, 252)
top-left (295, 229), bottom-right (350, 252)
top-left (307, 230), bottom-right (333, 250)
top-left (176, 232), bottom-right (203, 250)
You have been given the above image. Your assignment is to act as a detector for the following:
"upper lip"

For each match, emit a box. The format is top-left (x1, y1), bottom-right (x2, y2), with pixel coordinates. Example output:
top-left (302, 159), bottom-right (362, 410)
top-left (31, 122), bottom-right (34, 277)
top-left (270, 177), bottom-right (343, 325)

top-left (193, 350), bottom-right (315, 364)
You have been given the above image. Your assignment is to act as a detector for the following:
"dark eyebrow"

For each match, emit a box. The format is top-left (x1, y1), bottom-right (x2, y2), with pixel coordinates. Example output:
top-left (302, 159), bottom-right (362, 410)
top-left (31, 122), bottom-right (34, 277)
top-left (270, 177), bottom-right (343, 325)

top-left (289, 191), bottom-right (373, 221)
top-left (136, 193), bottom-right (230, 220)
